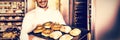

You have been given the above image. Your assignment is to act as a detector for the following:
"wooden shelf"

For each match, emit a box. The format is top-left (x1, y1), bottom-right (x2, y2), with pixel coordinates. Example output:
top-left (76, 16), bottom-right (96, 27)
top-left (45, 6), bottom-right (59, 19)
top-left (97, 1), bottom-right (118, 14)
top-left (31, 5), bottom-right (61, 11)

top-left (0, 13), bottom-right (24, 16)
top-left (0, 0), bottom-right (24, 2)
top-left (0, 20), bottom-right (23, 22)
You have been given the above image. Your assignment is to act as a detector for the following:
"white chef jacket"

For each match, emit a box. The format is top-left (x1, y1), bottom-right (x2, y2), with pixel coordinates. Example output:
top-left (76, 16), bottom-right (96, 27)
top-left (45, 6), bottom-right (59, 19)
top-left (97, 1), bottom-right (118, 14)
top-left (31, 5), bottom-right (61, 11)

top-left (20, 7), bottom-right (66, 40)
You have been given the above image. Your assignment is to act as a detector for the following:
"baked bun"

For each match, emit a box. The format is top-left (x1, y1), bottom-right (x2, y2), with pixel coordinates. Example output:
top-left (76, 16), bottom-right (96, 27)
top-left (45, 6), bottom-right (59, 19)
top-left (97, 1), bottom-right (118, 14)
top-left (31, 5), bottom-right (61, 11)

top-left (59, 34), bottom-right (73, 40)
top-left (36, 24), bottom-right (44, 29)
top-left (49, 31), bottom-right (62, 39)
top-left (0, 17), bottom-right (5, 20)
top-left (0, 23), bottom-right (5, 26)
top-left (34, 28), bottom-right (45, 33)
top-left (1, 9), bottom-right (6, 13)
top-left (14, 16), bottom-right (21, 20)
top-left (33, 24), bottom-right (45, 33)
top-left (43, 22), bottom-right (53, 28)
top-left (15, 9), bottom-right (23, 13)
top-left (70, 28), bottom-right (81, 36)
top-left (51, 23), bottom-right (61, 30)
top-left (15, 22), bottom-right (22, 25)
top-left (6, 9), bottom-right (13, 13)
top-left (42, 29), bottom-right (53, 37)
top-left (8, 17), bottom-right (13, 20)
top-left (2, 32), bottom-right (13, 38)
top-left (7, 22), bottom-right (12, 26)
top-left (60, 26), bottom-right (71, 33)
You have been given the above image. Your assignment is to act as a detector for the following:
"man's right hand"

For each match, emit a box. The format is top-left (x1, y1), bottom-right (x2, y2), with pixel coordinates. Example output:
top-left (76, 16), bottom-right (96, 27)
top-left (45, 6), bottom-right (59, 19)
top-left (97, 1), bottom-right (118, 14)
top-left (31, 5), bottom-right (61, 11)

top-left (29, 35), bottom-right (46, 40)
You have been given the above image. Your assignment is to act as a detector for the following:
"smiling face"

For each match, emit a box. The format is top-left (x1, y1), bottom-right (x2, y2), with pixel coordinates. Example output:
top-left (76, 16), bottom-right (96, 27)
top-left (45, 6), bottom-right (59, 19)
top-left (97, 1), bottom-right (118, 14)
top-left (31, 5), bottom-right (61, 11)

top-left (36, 0), bottom-right (48, 8)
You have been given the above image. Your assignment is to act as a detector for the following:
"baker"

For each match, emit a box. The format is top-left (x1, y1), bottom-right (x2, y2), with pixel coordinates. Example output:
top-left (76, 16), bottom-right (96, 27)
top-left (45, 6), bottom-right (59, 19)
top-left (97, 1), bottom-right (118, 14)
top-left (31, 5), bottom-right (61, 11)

top-left (20, 0), bottom-right (66, 40)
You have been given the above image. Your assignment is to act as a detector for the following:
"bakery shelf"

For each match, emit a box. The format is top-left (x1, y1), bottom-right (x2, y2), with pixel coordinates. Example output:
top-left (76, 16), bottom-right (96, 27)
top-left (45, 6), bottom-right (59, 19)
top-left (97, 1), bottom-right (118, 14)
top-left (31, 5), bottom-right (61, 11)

top-left (0, 25), bottom-right (21, 27)
top-left (0, 13), bottom-right (24, 16)
top-left (74, 2), bottom-right (84, 5)
top-left (0, 4), bottom-right (10, 7)
top-left (0, 0), bottom-right (26, 39)
top-left (0, 13), bottom-right (24, 14)
top-left (0, 0), bottom-right (24, 2)
top-left (0, 12), bottom-right (25, 14)
top-left (0, 25), bottom-right (21, 32)
top-left (0, 20), bottom-right (23, 22)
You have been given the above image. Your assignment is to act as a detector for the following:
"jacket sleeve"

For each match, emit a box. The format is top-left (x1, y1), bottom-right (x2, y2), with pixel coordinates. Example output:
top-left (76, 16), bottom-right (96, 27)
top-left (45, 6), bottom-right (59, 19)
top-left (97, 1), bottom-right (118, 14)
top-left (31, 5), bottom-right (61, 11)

top-left (20, 13), bottom-right (34, 40)
top-left (56, 10), bottom-right (66, 25)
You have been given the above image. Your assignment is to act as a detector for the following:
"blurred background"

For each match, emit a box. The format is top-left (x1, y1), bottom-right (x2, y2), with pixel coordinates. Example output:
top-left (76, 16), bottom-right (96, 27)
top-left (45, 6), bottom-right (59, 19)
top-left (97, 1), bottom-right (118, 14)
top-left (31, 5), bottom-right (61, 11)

top-left (92, 0), bottom-right (120, 40)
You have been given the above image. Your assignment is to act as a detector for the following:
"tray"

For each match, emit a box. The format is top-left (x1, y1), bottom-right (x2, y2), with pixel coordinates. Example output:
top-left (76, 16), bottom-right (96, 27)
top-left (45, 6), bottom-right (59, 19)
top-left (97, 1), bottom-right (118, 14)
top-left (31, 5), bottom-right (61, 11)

top-left (28, 28), bottom-right (90, 40)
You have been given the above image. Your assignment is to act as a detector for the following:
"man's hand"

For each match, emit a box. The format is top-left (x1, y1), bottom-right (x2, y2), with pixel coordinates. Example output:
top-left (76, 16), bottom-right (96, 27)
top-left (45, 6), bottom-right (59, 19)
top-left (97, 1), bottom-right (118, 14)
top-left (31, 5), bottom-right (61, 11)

top-left (29, 35), bottom-right (34, 40)
top-left (29, 35), bottom-right (46, 40)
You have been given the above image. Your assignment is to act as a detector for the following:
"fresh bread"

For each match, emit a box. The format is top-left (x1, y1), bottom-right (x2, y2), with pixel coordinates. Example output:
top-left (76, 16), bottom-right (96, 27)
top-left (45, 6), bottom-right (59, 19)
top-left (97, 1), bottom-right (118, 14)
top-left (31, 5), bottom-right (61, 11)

top-left (59, 34), bottom-right (73, 40)
top-left (49, 31), bottom-right (62, 39)
top-left (41, 29), bottom-right (53, 37)
top-left (33, 28), bottom-right (45, 33)
top-left (51, 23), bottom-right (61, 30)
top-left (43, 22), bottom-right (53, 28)
top-left (60, 26), bottom-right (71, 33)
top-left (70, 28), bottom-right (81, 36)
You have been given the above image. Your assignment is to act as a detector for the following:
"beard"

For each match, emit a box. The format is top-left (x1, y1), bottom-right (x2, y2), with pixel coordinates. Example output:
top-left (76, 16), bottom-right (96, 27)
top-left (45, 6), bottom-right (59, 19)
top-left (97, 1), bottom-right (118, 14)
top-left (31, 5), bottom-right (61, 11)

top-left (37, 2), bottom-right (48, 8)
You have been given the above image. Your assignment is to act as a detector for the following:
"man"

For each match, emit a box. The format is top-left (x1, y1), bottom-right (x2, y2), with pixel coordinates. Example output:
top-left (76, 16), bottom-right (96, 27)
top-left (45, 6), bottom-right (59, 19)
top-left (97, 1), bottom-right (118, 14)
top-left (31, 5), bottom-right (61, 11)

top-left (20, 0), bottom-right (66, 40)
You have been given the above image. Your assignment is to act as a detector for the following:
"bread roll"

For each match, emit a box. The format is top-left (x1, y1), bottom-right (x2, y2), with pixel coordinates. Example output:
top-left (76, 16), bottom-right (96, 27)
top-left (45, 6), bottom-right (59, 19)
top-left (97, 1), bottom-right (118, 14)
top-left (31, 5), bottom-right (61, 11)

top-left (7, 22), bottom-right (12, 26)
top-left (41, 33), bottom-right (49, 37)
top-left (15, 9), bottom-right (23, 13)
top-left (60, 26), bottom-right (71, 33)
top-left (8, 17), bottom-right (13, 20)
top-left (42, 29), bottom-right (52, 37)
top-left (34, 28), bottom-right (45, 33)
top-left (34, 24), bottom-right (44, 33)
top-left (59, 34), bottom-right (73, 40)
top-left (36, 24), bottom-right (43, 29)
top-left (14, 16), bottom-right (21, 20)
top-left (0, 17), bottom-right (5, 20)
top-left (51, 23), bottom-right (61, 30)
top-left (43, 22), bottom-right (53, 28)
top-left (15, 22), bottom-right (22, 25)
top-left (6, 9), bottom-right (13, 13)
top-left (2, 32), bottom-right (13, 38)
top-left (49, 31), bottom-right (62, 39)
top-left (1, 9), bottom-right (6, 13)
top-left (0, 23), bottom-right (5, 26)
top-left (70, 28), bottom-right (81, 36)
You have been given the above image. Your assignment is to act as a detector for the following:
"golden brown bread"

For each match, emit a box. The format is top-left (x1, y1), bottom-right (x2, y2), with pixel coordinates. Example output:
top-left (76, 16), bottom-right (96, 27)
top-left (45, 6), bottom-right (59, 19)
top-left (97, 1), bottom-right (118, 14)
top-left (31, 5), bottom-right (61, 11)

top-left (43, 22), bottom-right (53, 28)
top-left (59, 34), bottom-right (73, 40)
top-left (33, 24), bottom-right (45, 33)
top-left (60, 26), bottom-right (71, 33)
top-left (70, 28), bottom-right (81, 36)
top-left (41, 29), bottom-right (53, 37)
top-left (36, 24), bottom-right (44, 29)
top-left (33, 28), bottom-right (45, 33)
top-left (2, 32), bottom-right (17, 38)
top-left (51, 23), bottom-right (61, 30)
top-left (49, 31), bottom-right (62, 39)
top-left (42, 29), bottom-right (52, 34)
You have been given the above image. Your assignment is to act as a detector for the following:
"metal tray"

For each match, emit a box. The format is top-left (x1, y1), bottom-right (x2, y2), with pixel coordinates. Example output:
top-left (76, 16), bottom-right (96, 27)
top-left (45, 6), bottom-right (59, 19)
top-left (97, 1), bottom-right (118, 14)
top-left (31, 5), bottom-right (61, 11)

top-left (28, 27), bottom-right (90, 40)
